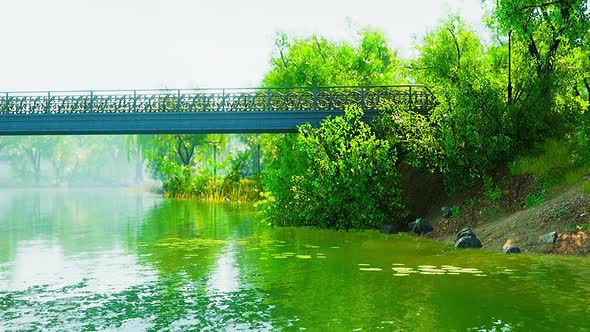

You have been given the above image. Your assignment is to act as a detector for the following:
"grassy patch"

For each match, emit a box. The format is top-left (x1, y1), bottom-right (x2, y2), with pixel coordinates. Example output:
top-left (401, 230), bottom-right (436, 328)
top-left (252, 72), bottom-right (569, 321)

top-left (510, 139), bottom-right (573, 176)
top-left (510, 138), bottom-right (590, 188)
top-left (451, 206), bottom-right (460, 219)
top-left (524, 189), bottom-right (546, 208)
top-left (483, 175), bottom-right (503, 202)
top-left (563, 222), bottom-right (589, 233)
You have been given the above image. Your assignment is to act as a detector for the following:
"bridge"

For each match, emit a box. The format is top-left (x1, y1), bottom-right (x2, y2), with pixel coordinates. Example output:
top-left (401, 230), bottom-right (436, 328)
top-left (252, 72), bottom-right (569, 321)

top-left (0, 85), bottom-right (437, 135)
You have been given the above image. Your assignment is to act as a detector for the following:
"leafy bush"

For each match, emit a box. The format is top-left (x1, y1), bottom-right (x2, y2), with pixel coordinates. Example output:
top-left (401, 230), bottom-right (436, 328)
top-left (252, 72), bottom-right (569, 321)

top-left (510, 137), bottom-right (590, 187)
top-left (483, 175), bottom-right (503, 202)
top-left (524, 189), bottom-right (546, 208)
top-left (573, 123), bottom-right (590, 166)
top-left (259, 106), bottom-right (407, 229)
top-left (157, 159), bottom-right (209, 198)
top-left (509, 139), bottom-right (574, 177)
top-left (432, 78), bottom-right (514, 190)
top-left (451, 206), bottom-right (460, 220)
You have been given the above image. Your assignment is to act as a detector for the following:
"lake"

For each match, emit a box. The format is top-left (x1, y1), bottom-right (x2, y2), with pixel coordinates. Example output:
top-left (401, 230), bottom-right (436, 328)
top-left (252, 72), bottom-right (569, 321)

top-left (1, 189), bottom-right (589, 331)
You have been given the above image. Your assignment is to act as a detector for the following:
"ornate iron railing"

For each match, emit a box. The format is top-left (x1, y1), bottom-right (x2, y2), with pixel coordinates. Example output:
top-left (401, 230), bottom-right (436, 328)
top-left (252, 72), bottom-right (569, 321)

top-left (0, 85), bottom-right (437, 115)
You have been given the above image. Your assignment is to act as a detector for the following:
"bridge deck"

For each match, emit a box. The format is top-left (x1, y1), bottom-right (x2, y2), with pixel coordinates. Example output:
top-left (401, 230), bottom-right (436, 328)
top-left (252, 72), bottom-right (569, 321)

top-left (0, 85), bottom-right (437, 135)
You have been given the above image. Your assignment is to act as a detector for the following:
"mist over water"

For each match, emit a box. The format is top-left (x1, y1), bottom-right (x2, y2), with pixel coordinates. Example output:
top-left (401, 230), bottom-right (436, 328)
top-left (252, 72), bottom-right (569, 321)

top-left (1, 189), bottom-right (589, 331)
top-left (0, 135), bottom-right (146, 188)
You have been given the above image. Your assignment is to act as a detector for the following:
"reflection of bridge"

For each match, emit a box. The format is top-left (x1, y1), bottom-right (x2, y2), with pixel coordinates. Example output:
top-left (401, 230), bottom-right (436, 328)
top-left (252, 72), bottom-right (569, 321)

top-left (0, 85), bottom-right (437, 135)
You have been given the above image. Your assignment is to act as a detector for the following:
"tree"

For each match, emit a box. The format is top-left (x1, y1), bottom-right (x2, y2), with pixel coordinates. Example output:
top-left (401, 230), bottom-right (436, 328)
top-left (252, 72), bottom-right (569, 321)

top-left (407, 15), bottom-right (513, 188)
top-left (2, 136), bottom-right (56, 185)
top-left (486, 0), bottom-right (590, 145)
top-left (144, 134), bottom-right (206, 179)
top-left (259, 30), bottom-right (408, 228)
top-left (259, 106), bottom-right (406, 229)
top-left (1, 135), bottom-right (134, 186)
top-left (489, 0), bottom-right (589, 80)
top-left (261, 29), bottom-right (403, 167)
top-left (125, 135), bottom-right (154, 183)
top-left (263, 30), bottom-right (402, 87)
top-left (411, 15), bottom-right (485, 86)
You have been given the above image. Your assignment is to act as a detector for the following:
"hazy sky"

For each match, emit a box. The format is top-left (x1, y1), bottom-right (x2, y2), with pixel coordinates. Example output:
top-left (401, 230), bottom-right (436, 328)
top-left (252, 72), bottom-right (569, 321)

top-left (0, 0), bottom-right (486, 91)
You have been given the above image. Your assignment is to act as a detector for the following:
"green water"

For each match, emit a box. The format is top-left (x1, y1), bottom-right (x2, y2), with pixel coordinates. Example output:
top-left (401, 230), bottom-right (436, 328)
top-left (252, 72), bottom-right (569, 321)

top-left (0, 189), bottom-right (589, 331)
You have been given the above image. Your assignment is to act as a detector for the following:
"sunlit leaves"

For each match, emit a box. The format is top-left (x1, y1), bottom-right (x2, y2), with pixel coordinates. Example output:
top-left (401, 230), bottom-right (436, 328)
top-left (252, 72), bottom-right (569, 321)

top-left (263, 30), bottom-right (402, 87)
top-left (259, 106), bottom-right (407, 229)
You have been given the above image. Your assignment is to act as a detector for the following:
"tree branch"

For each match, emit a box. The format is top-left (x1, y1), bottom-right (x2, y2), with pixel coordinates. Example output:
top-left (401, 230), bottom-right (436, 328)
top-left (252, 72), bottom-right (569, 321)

top-left (313, 36), bottom-right (326, 62)
top-left (446, 26), bottom-right (461, 71)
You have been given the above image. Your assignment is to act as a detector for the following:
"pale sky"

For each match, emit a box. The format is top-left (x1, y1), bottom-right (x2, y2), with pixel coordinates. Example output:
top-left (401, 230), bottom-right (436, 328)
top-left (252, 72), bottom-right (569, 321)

top-left (0, 0), bottom-right (486, 91)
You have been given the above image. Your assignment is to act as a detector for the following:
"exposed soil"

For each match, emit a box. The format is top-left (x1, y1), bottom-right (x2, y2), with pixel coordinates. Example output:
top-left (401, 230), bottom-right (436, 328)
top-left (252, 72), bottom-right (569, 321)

top-left (421, 170), bottom-right (590, 256)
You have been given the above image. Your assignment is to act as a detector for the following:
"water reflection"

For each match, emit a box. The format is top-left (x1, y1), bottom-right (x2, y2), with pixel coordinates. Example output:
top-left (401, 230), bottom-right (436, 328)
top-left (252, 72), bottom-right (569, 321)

top-left (208, 245), bottom-right (240, 294)
top-left (0, 189), bottom-right (589, 331)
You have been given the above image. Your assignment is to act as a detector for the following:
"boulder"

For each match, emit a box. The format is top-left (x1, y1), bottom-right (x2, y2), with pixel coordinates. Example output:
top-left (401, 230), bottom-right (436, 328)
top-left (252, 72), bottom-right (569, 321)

top-left (454, 236), bottom-right (483, 248)
top-left (441, 207), bottom-right (452, 218)
top-left (540, 232), bottom-right (557, 244)
top-left (504, 246), bottom-right (521, 254)
top-left (455, 228), bottom-right (477, 242)
top-left (380, 224), bottom-right (400, 234)
top-left (409, 218), bottom-right (433, 235)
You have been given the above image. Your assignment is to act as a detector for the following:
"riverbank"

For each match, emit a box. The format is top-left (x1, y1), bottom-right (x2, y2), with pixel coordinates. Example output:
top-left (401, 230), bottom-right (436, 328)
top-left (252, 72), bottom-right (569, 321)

top-left (423, 173), bottom-right (590, 255)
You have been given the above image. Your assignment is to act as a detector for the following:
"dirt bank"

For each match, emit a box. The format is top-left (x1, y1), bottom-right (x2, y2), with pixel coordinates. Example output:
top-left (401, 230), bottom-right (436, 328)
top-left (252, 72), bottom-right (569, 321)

top-left (423, 174), bottom-right (590, 255)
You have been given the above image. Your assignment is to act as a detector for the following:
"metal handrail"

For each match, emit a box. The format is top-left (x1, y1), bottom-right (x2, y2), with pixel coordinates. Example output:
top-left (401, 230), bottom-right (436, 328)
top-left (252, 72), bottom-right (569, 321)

top-left (0, 84), bottom-right (434, 95)
top-left (0, 85), bottom-right (438, 115)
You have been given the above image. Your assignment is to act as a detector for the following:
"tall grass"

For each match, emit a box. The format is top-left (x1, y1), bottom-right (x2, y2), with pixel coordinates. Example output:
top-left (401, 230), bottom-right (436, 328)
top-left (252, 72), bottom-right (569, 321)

top-left (509, 139), bottom-right (573, 176)
top-left (510, 138), bottom-right (590, 187)
top-left (164, 177), bottom-right (262, 203)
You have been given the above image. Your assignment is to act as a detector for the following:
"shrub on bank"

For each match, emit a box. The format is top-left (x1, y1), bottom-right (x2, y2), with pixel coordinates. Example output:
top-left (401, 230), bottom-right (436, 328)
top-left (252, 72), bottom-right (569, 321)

top-left (259, 106), bottom-right (407, 229)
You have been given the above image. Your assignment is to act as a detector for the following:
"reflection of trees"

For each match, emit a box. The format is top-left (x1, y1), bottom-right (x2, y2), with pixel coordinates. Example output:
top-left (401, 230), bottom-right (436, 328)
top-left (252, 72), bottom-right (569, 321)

top-left (232, 228), bottom-right (441, 330)
top-left (131, 199), bottom-right (277, 330)
top-left (0, 191), bottom-right (43, 262)
top-left (3, 191), bottom-right (590, 330)
top-left (0, 189), bottom-right (156, 263)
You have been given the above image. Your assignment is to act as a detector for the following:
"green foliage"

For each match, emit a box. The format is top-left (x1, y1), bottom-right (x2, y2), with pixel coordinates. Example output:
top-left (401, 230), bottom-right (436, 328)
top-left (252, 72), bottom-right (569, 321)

top-left (259, 30), bottom-right (409, 229)
top-left (406, 16), bottom-right (514, 189)
top-left (372, 104), bottom-right (440, 170)
top-left (259, 106), bottom-right (407, 229)
top-left (413, 15), bottom-right (484, 86)
top-left (582, 179), bottom-right (590, 193)
top-left (144, 134), bottom-right (210, 179)
top-left (510, 137), bottom-right (590, 187)
top-left (486, 1), bottom-right (590, 146)
top-left (263, 30), bottom-right (401, 87)
top-left (483, 175), bottom-right (503, 202)
top-left (157, 158), bottom-right (208, 197)
top-left (509, 139), bottom-right (574, 177)
top-left (1, 136), bottom-right (54, 185)
top-left (489, 0), bottom-right (589, 77)
top-left (564, 222), bottom-right (589, 233)
top-left (405, 11), bottom-right (588, 191)
top-left (572, 122), bottom-right (590, 165)
top-left (146, 134), bottom-right (262, 202)
top-left (0, 135), bottom-right (134, 186)
top-left (451, 206), bottom-right (461, 220)
top-left (220, 151), bottom-right (263, 202)
top-left (524, 189), bottom-right (546, 208)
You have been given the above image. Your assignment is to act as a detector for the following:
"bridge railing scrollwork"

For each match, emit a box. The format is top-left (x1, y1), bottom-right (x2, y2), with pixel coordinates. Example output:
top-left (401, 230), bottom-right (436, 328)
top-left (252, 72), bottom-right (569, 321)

top-left (0, 85), bottom-right (437, 116)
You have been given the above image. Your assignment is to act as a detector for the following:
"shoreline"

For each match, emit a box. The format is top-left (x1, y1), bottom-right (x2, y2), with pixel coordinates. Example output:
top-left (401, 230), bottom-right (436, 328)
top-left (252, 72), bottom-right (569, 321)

top-left (423, 185), bottom-right (590, 256)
